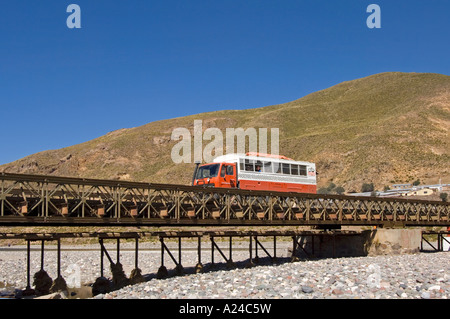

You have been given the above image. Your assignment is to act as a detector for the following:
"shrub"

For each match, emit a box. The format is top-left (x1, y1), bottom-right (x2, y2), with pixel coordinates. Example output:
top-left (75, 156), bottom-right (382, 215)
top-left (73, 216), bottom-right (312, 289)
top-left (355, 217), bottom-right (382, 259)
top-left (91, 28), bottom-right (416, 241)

top-left (317, 187), bottom-right (330, 194)
top-left (361, 183), bottom-right (375, 193)
top-left (327, 183), bottom-right (336, 192)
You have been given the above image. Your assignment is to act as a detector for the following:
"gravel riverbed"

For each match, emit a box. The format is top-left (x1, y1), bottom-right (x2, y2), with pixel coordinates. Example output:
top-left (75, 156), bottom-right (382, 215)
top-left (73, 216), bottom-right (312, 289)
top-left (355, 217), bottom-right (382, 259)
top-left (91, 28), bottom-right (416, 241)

top-left (0, 240), bottom-right (448, 299)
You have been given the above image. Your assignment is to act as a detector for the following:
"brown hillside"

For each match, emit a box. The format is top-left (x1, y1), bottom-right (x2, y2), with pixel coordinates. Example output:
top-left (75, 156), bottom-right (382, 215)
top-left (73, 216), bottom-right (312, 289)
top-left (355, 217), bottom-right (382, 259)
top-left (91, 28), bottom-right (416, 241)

top-left (1, 72), bottom-right (449, 192)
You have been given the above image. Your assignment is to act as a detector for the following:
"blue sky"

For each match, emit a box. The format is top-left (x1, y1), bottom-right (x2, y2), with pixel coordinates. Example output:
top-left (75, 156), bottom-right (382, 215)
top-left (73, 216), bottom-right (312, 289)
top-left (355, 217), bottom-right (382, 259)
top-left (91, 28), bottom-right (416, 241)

top-left (0, 0), bottom-right (449, 165)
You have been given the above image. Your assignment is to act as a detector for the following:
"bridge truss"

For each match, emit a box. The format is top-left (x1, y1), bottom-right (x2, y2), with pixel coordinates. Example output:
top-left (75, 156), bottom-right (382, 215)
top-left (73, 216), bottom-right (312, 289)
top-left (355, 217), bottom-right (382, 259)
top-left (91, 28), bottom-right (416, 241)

top-left (0, 173), bottom-right (448, 227)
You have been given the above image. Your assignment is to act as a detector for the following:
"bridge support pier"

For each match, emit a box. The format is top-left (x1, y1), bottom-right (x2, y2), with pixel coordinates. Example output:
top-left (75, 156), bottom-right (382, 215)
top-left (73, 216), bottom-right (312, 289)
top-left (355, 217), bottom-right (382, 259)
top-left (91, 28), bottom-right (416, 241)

top-left (195, 236), bottom-right (203, 273)
top-left (252, 235), bottom-right (277, 264)
top-left (421, 230), bottom-right (450, 252)
top-left (98, 238), bottom-right (130, 291)
top-left (210, 235), bottom-right (236, 269)
top-left (1, 228), bottom-right (448, 298)
top-left (23, 238), bottom-right (68, 296)
top-left (157, 234), bottom-right (209, 278)
top-left (129, 238), bottom-right (144, 284)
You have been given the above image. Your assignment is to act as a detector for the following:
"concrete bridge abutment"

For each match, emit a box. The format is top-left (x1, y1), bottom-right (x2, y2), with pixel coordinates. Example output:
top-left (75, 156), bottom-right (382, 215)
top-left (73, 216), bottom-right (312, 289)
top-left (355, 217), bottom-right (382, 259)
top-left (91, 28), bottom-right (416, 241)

top-left (295, 228), bottom-right (423, 259)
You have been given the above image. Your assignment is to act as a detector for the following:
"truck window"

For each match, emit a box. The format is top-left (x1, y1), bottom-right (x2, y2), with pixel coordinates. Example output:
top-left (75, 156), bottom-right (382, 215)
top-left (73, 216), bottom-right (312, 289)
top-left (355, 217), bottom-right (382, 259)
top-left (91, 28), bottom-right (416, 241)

top-left (220, 165), bottom-right (226, 177)
top-left (196, 164), bottom-right (220, 179)
top-left (299, 165), bottom-right (307, 176)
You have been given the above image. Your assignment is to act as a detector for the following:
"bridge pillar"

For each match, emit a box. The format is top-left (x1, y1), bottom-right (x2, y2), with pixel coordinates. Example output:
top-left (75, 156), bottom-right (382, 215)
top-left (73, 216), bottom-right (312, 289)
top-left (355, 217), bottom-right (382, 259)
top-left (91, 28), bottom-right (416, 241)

top-left (293, 229), bottom-right (423, 258)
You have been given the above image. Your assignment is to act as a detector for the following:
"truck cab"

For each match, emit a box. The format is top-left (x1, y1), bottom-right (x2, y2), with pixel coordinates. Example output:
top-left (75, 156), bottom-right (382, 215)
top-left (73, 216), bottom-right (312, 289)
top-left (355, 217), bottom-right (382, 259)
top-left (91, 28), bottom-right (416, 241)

top-left (193, 162), bottom-right (238, 188)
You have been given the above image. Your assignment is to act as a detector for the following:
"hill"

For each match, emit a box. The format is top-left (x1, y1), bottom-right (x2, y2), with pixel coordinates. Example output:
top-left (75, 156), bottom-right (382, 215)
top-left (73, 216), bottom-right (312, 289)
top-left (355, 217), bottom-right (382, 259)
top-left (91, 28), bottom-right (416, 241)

top-left (1, 72), bottom-right (449, 192)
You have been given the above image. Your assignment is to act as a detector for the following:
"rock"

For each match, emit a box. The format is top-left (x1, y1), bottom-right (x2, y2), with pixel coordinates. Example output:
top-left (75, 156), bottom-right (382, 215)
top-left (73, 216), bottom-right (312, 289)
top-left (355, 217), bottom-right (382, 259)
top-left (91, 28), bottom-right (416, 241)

top-left (428, 285), bottom-right (440, 291)
top-left (1, 241), bottom-right (449, 300)
top-left (111, 262), bottom-right (130, 289)
top-left (35, 292), bottom-right (66, 299)
top-left (50, 276), bottom-right (68, 293)
top-left (103, 293), bottom-right (114, 299)
top-left (92, 277), bottom-right (113, 296)
top-left (301, 286), bottom-right (313, 294)
top-left (33, 270), bottom-right (53, 296)
top-left (332, 289), bottom-right (344, 295)
top-left (421, 292), bottom-right (431, 299)
top-left (380, 281), bottom-right (391, 289)
top-left (129, 268), bottom-right (145, 285)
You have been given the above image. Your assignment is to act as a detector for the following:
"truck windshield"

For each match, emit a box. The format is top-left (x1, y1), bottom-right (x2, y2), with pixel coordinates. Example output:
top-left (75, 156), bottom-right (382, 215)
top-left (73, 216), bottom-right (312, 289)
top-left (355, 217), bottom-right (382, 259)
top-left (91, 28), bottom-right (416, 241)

top-left (196, 164), bottom-right (220, 179)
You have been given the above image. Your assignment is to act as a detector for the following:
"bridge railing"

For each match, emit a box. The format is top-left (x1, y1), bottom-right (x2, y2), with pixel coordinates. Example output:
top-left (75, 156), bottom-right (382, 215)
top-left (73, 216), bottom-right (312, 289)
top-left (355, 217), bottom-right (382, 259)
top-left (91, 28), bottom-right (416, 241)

top-left (0, 172), bottom-right (448, 226)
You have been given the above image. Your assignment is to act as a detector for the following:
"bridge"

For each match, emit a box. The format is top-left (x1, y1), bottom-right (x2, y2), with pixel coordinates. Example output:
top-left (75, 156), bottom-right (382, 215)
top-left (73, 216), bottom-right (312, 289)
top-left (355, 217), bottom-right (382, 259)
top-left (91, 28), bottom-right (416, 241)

top-left (1, 172), bottom-right (449, 298)
top-left (1, 172), bottom-right (448, 227)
